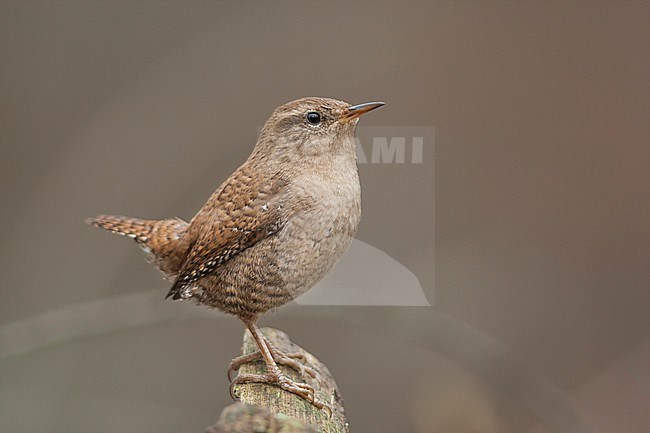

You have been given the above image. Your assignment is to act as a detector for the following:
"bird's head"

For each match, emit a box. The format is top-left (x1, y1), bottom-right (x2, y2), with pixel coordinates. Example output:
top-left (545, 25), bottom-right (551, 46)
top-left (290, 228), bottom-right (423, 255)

top-left (253, 97), bottom-right (384, 164)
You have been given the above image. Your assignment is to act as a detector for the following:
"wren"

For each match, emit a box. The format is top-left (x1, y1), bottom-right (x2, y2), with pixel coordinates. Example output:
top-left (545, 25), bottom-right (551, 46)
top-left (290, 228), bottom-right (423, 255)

top-left (88, 97), bottom-right (384, 410)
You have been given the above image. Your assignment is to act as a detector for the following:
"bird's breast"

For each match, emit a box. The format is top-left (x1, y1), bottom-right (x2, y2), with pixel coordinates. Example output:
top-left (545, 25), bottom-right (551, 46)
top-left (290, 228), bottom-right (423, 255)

top-left (288, 165), bottom-right (361, 234)
top-left (272, 165), bottom-right (361, 297)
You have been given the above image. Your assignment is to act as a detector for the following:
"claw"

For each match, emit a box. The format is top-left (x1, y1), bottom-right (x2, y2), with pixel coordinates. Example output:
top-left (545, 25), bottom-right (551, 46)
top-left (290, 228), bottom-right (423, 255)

top-left (229, 372), bottom-right (276, 401)
top-left (321, 402), bottom-right (333, 418)
top-left (228, 352), bottom-right (263, 381)
top-left (229, 378), bottom-right (237, 400)
top-left (284, 351), bottom-right (307, 363)
top-left (279, 374), bottom-right (315, 398)
top-left (228, 347), bottom-right (318, 381)
top-left (266, 343), bottom-right (318, 380)
top-left (230, 371), bottom-right (331, 414)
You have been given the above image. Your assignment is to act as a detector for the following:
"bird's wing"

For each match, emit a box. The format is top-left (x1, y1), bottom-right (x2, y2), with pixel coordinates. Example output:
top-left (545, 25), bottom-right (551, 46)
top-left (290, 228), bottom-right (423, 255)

top-left (166, 167), bottom-right (287, 300)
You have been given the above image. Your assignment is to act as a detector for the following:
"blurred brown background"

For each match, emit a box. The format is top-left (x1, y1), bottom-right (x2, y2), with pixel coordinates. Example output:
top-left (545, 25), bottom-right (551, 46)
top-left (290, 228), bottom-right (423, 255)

top-left (1, 1), bottom-right (649, 432)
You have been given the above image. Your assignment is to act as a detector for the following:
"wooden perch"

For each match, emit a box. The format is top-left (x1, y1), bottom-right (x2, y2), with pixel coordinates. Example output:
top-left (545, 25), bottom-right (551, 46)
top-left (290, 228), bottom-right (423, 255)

top-left (206, 328), bottom-right (349, 433)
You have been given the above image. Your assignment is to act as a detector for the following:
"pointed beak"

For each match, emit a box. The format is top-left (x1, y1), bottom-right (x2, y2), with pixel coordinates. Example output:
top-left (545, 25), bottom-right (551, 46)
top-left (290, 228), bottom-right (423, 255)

top-left (341, 101), bottom-right (385, 122)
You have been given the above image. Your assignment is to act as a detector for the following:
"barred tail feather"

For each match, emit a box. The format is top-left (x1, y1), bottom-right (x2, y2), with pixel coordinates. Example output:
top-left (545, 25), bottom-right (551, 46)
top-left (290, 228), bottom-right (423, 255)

top-left (87, 214), bottom-right (189, 277)
top-left (86, 215), bottom-right (158, 242)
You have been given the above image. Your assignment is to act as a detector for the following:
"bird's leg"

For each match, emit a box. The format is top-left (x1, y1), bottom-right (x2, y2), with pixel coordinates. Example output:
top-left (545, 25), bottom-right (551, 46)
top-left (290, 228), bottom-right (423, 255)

top-left (230, 320), bottom-right (330, 413)
top-left (227, 338), bottom-right (318, 382)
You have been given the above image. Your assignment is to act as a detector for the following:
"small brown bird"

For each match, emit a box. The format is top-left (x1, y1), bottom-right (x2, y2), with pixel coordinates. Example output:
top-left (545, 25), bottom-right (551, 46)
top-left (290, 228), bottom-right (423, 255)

top-left (88, 97), bottom-right (383, 410)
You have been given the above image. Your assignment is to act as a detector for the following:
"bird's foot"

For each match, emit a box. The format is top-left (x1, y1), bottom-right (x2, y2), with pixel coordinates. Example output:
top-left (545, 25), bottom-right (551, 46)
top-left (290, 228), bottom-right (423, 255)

top-left (228, 346), bottom-right (319, 383)
top-left (229, 370), bottom-right (332, 415)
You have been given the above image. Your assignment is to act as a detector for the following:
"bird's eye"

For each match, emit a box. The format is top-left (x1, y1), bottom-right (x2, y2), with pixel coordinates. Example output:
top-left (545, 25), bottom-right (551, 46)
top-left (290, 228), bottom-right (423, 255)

top-left (306, 111), bottom-right (321, 125)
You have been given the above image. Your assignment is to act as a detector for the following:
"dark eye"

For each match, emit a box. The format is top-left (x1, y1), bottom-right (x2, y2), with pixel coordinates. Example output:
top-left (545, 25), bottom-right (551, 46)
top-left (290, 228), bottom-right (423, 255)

top-left (306, 111), bottom-right (321, 125)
